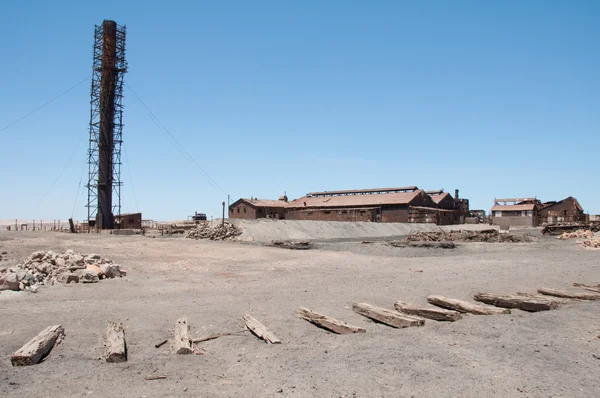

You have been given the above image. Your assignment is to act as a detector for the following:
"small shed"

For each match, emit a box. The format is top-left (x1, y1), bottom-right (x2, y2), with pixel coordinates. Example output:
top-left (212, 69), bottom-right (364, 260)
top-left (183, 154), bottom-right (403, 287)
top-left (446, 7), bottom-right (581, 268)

top-left (115, 213), bottom-right (142, 229)
top-left (229, 198), bottom-right (290, 220)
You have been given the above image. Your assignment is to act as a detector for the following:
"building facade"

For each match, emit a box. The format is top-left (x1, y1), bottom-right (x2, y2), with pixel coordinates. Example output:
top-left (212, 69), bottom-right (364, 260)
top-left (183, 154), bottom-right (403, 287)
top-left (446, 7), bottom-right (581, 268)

top-left (229, 198), bottom-right (290, 220)
top-left (491, 198), bottom-right (541, 228)
top-left (538, 197), bottom-right (584, 224)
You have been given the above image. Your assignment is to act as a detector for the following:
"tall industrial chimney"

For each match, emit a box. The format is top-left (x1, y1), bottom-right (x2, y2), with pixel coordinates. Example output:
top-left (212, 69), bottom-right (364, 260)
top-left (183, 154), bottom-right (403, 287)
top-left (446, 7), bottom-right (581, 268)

top-left (97, 20), bottom-right (118, 229)
top-left (455, 189), bottom-right (459, 200)
top-left (86, 20), bottom-right (127, 229)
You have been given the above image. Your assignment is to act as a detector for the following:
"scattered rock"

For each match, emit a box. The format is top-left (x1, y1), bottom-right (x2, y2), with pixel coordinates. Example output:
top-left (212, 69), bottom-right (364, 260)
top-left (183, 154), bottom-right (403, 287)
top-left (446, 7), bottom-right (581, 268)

top-left (57, 272), bottom-right (80, 284)
top-left (187, 222), bottom-right (241, 241)
top-left (4, 250), bottom-right (125, 292)
top-left (86, 264), bottom-right (104, 278)
top-left (79, 270), bottom-right (100, 283)
top-left (0, 273), bottom-right (20, 291)
top-left (269, 240), bottom-right (314, 250)
top-left (403, 230), bottom-right (536, 243)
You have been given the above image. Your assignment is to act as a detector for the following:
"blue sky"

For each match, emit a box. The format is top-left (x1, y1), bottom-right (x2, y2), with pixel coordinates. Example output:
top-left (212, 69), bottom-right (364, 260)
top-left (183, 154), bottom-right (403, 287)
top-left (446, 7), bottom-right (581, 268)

top-left (1, 1), bottom-right (598, 221)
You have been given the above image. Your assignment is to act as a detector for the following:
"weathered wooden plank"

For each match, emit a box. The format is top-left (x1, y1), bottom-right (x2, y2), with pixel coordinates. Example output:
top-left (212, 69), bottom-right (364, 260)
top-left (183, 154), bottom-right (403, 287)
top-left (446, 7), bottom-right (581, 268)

top-left (573, 283), bottom-right (600, 294)
top-left (174, 318), bottom-right (193, 354)
top-left (394, 301), bottom-right (462, 322)
top-left (427, 295), bottom-right (511, 315)
top-left (352, 302), bottom-right (424, 328)
top-left (296, 307), bottom-right (366, 334)
top-left (538, 287), bottom-right (600, 300)
top-left (11, 325), bottom-right (64, 366)
top-left (104, 321), bottom-right (127, 363)
top-left (473, 292), bottom-right (559, 312)
top-left (243, 314), bottom-right (281, 344)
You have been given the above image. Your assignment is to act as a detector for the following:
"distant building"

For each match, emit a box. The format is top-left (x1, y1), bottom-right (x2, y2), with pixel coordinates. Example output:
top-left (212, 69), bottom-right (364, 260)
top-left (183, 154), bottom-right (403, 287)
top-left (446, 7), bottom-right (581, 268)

top-left (286, 186), bottom-right (443, 223)
top-left (491, 198), bottom-right (541, 228)
top-left (229, 197), bottom-right (290, 220)
top-left (538, 197), bottom-right (584, 224)
top-left (115, 213), bottom-right (142, 229)
top-left (426, 189), bottom-right (469, 224)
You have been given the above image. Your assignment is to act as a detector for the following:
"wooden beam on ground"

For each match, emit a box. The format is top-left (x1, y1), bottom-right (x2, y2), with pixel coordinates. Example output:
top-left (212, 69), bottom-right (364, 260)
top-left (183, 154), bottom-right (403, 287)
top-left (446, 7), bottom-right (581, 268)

top-left (11, 325), bottom-right (64, 366)
top-left (174, 318), bottom-right (193, 354)
top-left (427, 295), bottom-right (511, 315)
top-left (537, 287), bottom-right (600, 300)
top-left (473, 292), bottom-right (559, 312)
top-left (296, 307), bottom-right (366, 334)
top-left (104, 321), bottom-right (127, 363)
top-left (352, 302), bottom-right (424, 328)
top-left (573, 283), bottom-right (600, 294)
top-left (243, 314), bottom-right (281, 344)
top-left (394, 301), bottom-right (462, 322)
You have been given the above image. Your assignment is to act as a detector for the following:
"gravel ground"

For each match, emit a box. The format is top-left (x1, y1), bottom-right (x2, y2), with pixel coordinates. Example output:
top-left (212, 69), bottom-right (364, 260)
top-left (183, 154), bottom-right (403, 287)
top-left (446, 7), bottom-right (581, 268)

top-left (0, 230), bottom-right (599, 398)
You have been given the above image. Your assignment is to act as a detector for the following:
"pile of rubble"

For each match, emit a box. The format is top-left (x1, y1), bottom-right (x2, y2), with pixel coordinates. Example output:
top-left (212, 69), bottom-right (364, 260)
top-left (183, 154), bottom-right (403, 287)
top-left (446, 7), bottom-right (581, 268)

top-left (403, 230), bottom-right (536, 243)
top-left (556, 229), bottom-right (594, 240)
top-left (187, 222), bottom-right (241, 241)
top-left (0, 250), bottom-right (126, 293)
top-left (269, 240), bottom-right (314, 250)
top-left (578, 239), bottom-right (600, 249)
top-left (542, 222), bottom-right (600, 235)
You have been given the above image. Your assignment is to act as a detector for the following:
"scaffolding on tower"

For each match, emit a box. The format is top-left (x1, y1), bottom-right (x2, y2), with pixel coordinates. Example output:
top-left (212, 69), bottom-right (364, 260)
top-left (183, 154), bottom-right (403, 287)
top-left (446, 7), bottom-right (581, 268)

top-left (86, 20), bottom-right (127, 229)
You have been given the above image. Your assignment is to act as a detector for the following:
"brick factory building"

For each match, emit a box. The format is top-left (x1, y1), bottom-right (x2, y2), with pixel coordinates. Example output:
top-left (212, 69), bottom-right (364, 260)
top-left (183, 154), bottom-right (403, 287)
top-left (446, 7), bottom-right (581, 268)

top-left (539, 197), bottom-right (584, 224)
top-left (230, 186), bottom-right (470, 225)
top-left (491, 198), bottom-right (541, 228)
top-left (229, 197), bottom-right (290, 220)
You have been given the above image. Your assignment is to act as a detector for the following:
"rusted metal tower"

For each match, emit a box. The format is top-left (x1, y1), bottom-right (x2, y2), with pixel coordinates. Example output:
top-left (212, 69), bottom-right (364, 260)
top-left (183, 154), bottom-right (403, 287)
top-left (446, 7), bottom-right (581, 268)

top-left (86, 20), bottom-right (127, 229)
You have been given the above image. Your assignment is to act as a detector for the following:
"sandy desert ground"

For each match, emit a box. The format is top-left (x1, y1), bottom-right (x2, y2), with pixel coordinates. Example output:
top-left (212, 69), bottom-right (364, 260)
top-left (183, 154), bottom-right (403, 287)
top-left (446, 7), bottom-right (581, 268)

top-left (1, 226), bottom-right (599, 398)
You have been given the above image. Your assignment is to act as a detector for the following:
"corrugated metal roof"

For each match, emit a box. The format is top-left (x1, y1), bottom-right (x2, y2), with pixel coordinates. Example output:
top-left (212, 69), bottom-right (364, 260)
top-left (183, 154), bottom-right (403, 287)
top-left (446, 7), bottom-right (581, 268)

top-left (307, 186), bottom-right (418, 197)
top-left (491, 204), bottom-right (536, 211)
top-left (425, 190), bottom-right (444, 195)
top-left (237, 199), bottom-right (291, 208)
top-left (494, 198), bottom-right (537, 203)
top-left (290, 190), bottom-right (423, 208)
top-left (430, 192), bottom-right (451, 204)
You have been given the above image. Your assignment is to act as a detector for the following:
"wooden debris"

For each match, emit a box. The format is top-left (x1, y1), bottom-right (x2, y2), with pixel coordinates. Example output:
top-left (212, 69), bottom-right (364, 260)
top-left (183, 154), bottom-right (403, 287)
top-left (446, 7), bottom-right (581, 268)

top-left (243, 314), bottom-right (281, 344)
top-left (394, 301), bottom-right (462, 321)
top-left (174, 318), bottom-right (193, 354)
top-left (145, 375), bottom-right (167, 380)
top-left (155, 339), bottom-right (168, 348)
top-left (473, 292), bottom-right (559, 312)
top-left (11, 325), bottom-right (65, 366)
top-left (538, 287), bottom-right (600, 300)
top-left (104, 321), bottom-right (127, 363)
top-left (573, 283), bottom-right (600, 294)
top-left (427, 295), bottom-right (511, 315)
top-left (296, 307), bottom-right (366, 334)
top-left (352, 302), bottom-right (424, 328)
top-left (191, 330), bottom-right (247, 344)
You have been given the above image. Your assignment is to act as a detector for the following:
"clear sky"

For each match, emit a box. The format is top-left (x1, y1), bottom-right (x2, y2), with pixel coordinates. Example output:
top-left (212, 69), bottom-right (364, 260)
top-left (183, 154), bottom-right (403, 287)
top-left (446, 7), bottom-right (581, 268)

top-left (1, 1), bottom-right (598, 221)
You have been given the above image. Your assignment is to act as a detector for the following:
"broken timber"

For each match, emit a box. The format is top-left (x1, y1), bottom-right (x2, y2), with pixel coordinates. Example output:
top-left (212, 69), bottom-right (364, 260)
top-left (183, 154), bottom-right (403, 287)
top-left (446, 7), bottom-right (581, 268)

top-left (352, 302), bottom-right (424, 328)
top-left (537, 287), bottom-right (600, 300)
top-left (296, 307), bottom-right (366, 334)
top-left (573, 283), bottom-right (600, 294)
top-left (174, 318), bottom-right (193, 354)
top-left (11, 325), bottom-right (64, 366)
top-left (394, 301), bottom-right (462, 321)
top-left (427, 295), bottom-right (511, 315)
top-left (473, 292), bottom-right (559, 312)
top-left (243, 314), bottom-right (281, 344)
top-left (104, 321), bottom-right (127, 363)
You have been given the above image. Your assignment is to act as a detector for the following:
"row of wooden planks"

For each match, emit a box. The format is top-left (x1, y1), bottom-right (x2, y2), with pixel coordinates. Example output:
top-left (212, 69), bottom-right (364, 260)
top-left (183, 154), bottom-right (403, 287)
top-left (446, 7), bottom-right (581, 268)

top-left (297, 284), bottom-right (600, 334)
top-left (10, 283), bottom-right (600, 365)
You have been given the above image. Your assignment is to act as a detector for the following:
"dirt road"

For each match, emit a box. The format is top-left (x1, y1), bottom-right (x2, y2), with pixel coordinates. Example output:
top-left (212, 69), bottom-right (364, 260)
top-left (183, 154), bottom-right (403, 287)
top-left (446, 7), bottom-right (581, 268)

top-left (1, 230), bottom-right (599, 397)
